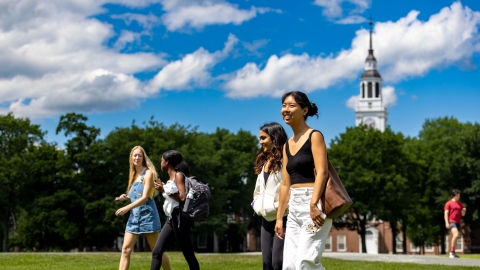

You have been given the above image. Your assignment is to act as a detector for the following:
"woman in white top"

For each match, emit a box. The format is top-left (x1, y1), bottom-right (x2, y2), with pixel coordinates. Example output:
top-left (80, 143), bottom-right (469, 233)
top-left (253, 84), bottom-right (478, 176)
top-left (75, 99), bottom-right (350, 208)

top-left (253, 122), bottom-right (288, 270)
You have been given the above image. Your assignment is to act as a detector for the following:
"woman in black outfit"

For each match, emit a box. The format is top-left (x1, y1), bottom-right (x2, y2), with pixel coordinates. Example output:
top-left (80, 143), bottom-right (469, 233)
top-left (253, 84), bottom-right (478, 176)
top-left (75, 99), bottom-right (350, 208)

top-left (151, 150), bottom-right (199, 270)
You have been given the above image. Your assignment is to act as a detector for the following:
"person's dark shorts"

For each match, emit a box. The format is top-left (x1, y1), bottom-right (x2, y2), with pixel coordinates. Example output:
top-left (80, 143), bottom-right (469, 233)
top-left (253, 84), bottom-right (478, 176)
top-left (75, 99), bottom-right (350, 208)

top-left (449, 222), bottom-right (461, 231)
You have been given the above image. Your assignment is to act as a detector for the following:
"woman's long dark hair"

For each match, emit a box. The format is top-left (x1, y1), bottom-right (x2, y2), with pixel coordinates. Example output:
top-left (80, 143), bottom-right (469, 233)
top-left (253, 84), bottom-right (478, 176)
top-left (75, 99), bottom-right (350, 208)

top-left (254, 122), bottom-right (288, 174)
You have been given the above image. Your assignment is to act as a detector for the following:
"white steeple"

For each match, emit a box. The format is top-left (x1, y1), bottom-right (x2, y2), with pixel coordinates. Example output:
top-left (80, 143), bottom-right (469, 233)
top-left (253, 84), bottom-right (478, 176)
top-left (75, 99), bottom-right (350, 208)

top-left (355, 19), bottom-right (387, 132)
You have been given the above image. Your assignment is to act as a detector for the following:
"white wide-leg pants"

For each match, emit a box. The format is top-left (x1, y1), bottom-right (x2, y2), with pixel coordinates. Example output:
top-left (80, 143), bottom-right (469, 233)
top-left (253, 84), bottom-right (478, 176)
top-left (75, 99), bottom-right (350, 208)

top-left (283, 188), bottom-right (333, 270)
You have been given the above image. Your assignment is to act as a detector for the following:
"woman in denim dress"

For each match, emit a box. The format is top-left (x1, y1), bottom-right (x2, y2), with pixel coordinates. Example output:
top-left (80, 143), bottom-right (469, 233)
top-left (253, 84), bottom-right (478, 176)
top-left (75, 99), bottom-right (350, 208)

top-left (115, 146), bottom-right (171, 270)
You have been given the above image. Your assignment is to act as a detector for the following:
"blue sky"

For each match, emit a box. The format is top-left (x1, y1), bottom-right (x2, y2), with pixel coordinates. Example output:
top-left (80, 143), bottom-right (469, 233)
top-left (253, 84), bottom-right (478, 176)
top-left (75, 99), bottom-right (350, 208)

top-left (1, 0), bottom-right (479, 146)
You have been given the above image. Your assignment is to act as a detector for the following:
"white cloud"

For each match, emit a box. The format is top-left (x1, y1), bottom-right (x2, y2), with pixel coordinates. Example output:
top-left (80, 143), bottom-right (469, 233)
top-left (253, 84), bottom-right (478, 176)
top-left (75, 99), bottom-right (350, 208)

top-left (223, 51), bottom-right (363, 98)
top-left (160, 0), bottom-right (282, 31)
top-left (346, 86), bottom-right (397, 110)
top-left (0, 0), bottom-right (235, 119)
top-left (382, 86), bottom-right (397, 108)
top-left (313, 0), bottom-right (370, 24)
top-left (346, 95), bottom-right (359, 110)
top-left (223, 2), bottom-right (480, 98)
top-left (113, 30), bottom-right (143, 50)
top-left (242, 39), bottom-right (269, 57)
top-left (111, 12), bottom-right (160, 31)
top-left (147, 34), bottom-right (238, 91)
top-left (294, 42), bottom-right (307, 48)
top-left (336, 15), bottom-right (368, 25)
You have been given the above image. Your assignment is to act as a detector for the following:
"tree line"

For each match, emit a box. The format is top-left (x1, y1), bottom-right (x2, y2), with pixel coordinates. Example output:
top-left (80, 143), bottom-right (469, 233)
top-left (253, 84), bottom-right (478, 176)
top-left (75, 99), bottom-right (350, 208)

top-left (1, 113), bottom-right (479, 253)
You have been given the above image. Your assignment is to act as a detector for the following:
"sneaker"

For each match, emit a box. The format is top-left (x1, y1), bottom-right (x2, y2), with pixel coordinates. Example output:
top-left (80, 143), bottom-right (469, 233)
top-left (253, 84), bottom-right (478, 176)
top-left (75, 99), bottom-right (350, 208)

top-left (449, 252), bottom-right (459, 258)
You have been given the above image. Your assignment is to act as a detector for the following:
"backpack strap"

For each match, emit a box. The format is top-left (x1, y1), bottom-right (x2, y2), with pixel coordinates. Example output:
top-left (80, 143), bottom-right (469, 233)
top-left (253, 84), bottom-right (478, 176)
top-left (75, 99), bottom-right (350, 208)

top-left (174, 172), bottom-right (190, 192)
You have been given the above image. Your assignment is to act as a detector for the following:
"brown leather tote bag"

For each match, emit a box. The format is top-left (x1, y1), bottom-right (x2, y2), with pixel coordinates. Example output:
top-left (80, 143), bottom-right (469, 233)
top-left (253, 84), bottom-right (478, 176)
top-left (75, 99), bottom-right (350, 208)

top-left (318, 160), bottom-right (352, 219)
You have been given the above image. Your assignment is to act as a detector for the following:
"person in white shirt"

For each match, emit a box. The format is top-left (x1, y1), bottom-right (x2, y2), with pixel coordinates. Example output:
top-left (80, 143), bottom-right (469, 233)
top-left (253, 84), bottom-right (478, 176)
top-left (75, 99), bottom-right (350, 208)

top-left (253, 122), bottom-right (288, 270)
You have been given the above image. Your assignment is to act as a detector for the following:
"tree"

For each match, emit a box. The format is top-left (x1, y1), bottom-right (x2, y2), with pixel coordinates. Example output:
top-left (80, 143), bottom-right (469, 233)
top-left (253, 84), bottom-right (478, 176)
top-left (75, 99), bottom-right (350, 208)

top-left (328, 125), bottom-right (409, 253)
top-left (52, 113), bottom-right (117, 250)
top-left (416, 117), bottom-right (472, 254)
top-left (0, 113), bottom-right (44, 252)
top-left (104, 118), bottom-right (258, 251)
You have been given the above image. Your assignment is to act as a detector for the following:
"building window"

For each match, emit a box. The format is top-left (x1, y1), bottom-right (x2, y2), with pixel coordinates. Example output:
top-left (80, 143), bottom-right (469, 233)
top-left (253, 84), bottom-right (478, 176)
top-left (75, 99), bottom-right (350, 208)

top-left (197, 234), bottom-right (207, 249)
top-left (227, 213), bottom-right (236, 223)
top-left (337, 235), bottom-right (347, 252)
top-left (367, 82), bottom-right (372, 98)
top-left (362, 84), bottom-right (365, 98)
top-left (410, 243), bottom-right (419, 253)
top-left (324, 236), bottom-right (332, 252)
top-left (375, 83), bottom-right (380, 98)
top-left (396, 236), bottom-right (403, 252)
top-left (425, 242), bottom-right (434, 252)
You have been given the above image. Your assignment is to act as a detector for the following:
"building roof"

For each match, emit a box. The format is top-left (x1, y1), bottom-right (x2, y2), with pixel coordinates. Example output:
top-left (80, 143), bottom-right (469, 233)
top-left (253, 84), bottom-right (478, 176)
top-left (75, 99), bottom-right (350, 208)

top-left (361, 69), bottom-right (382, 78)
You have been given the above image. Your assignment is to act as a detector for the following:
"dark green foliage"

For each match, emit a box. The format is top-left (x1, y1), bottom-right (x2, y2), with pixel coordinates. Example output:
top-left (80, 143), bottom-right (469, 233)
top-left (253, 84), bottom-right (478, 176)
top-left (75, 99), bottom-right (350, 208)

top-left (2, 112), bottom-right (479, 254)
top-left (328, 125), bottom-right (409, 253)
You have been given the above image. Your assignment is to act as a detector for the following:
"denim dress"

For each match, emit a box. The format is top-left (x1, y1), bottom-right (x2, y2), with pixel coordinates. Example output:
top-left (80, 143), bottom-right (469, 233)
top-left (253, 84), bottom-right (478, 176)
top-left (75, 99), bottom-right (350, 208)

top-left (125, 169), bottom-right (161, 234)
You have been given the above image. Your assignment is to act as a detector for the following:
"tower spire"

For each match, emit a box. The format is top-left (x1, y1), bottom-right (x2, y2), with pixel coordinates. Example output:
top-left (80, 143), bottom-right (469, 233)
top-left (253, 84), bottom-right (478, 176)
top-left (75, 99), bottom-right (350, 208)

top-left (365, 16), bottom-right (376, 62)
top-left (369, 16), bottom-right (373, 50)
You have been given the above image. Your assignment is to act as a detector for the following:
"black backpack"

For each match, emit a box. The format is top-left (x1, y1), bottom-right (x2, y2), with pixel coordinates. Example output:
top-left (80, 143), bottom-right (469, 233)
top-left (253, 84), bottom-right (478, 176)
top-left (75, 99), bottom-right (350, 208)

top-left (178, 173), bottom-right (211, 222)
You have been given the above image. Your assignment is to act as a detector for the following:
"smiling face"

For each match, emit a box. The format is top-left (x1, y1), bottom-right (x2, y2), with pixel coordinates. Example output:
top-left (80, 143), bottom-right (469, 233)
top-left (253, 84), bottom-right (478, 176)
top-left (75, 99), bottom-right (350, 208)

top-left (281, 95), bottom-right (308, 126)
top-left (259, 130), bottom-right (273, 153)
top-left (131, 149), bottom-right (144, 167)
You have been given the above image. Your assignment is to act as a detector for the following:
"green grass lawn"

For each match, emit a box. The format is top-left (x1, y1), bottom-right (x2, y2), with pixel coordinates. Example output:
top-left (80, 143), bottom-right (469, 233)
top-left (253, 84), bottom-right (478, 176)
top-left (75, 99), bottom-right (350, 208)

top-left (0, 252), bottom-right (478, 270)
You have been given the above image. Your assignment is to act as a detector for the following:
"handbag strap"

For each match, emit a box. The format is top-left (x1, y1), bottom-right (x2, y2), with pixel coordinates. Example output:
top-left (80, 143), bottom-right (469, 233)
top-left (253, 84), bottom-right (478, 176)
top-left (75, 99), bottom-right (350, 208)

top-left (310, 130), bottom-right (329, 159)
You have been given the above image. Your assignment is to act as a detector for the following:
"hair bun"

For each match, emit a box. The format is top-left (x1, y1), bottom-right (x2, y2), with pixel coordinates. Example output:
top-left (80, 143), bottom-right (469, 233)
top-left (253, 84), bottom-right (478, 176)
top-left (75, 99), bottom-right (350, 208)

top-left (308, 102), bottom-right (319, 117)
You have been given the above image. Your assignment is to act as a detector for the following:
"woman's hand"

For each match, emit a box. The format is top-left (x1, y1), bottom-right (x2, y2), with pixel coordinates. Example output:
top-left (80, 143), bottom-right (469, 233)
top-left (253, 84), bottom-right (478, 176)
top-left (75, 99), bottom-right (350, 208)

top-left (154, 181), bottom-right (165, 192)
top-left (115, 194), bottom-right (129, 201)
top-left (310, 204), bottom-right (326, 228)
top-left (275, 219), bottom-right (285, 240)
top-left (115, 206), bottom-right (131, 216)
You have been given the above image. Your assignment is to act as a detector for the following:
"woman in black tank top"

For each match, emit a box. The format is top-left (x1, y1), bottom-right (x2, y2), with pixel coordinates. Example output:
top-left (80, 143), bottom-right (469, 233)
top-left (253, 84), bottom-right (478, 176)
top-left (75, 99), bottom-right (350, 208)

top-left (274, 91), bottom-right (332, 270)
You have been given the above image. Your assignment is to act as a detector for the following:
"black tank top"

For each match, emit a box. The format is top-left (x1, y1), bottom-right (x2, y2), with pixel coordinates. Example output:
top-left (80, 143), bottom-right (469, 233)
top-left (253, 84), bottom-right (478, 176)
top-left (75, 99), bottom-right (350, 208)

top-left (286, 130), bottom-right (320, 185)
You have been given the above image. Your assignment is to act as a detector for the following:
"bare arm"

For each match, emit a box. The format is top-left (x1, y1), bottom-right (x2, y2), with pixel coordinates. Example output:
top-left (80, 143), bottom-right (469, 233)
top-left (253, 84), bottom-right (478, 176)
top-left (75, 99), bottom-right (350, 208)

top-left (462, 208), bottom-right (466, 216)
top-left (275, 144), bottom-right (291, 239)
top-left (310, 131), bottom-right (328, 227)
top-left (116, 170), bottom-right (153, 216)
top-left (169, 172), bottom-right (187, 203)
top-left (444, 210), bottom-right (450, 228)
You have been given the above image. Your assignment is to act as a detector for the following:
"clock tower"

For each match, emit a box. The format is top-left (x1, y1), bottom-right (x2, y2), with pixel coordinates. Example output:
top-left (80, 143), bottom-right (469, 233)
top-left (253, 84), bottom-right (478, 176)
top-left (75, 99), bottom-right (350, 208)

top-left (355, 20), bottom-right (387, 132)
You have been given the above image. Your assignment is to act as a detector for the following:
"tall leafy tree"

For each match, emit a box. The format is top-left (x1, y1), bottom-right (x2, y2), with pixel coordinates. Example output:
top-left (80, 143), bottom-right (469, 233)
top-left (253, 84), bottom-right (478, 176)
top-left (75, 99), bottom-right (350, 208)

top-left (416, 117), bottom-right (470, 254)
top-left (328, 125), bottom-right (409, 253)
top-left (0, 113), bottom-right (44, 252)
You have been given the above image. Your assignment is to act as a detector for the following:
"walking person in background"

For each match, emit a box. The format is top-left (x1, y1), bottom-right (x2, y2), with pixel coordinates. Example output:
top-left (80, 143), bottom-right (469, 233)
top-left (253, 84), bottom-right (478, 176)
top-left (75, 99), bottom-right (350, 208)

top-left (253, 122), bottom-right (288, 270)
top-left (115, 146), bottom-right (171, 270)
top-left (444, 189), bottom-right (466, 258)
top-left (151, 150), bottom-right (200, 270)
top-left (275, 91), bottom-right (332, 270)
